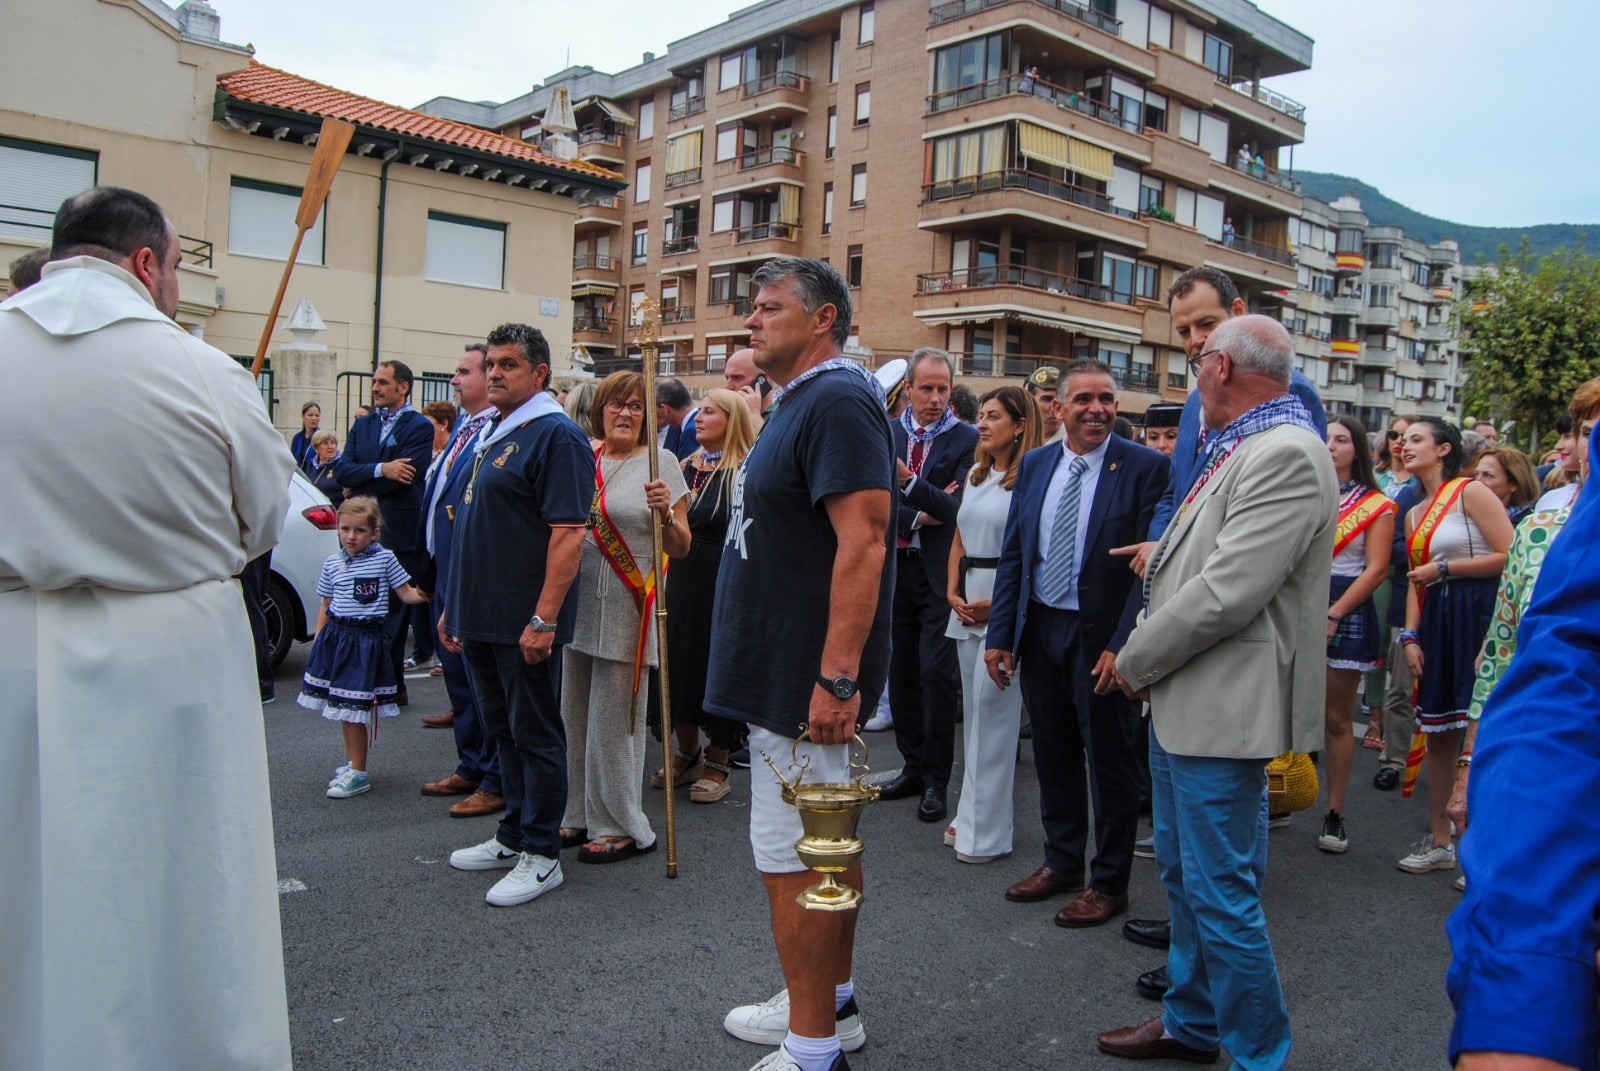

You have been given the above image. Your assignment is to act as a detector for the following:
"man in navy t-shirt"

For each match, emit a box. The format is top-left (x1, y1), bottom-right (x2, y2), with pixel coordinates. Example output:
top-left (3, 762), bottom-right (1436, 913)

top-left (439, 322), bottom-right (593, 909)
top-left (707, 258), bottom-right (893, 1071)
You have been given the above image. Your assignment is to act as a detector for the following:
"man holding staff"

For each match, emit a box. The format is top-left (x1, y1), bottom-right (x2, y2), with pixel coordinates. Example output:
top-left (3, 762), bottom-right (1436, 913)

top-left (706, 258), bottom-right (894, 1071)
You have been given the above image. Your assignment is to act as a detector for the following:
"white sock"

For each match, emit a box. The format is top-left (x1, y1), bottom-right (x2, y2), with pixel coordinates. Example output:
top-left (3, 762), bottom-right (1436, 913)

top-left (834, 980), bottom-right (854, 1012)
top-left (784, 1031), bottom-right (841, 1071)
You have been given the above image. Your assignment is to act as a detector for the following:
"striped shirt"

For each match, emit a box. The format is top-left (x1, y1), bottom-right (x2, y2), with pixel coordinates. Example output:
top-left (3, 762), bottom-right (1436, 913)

top-left (315, 543), bottom-right (411, 619)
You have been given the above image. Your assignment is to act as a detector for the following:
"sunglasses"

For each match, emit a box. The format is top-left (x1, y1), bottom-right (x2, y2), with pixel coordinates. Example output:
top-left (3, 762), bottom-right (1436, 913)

top-left (1387, 430), bottom-right (1402, 440)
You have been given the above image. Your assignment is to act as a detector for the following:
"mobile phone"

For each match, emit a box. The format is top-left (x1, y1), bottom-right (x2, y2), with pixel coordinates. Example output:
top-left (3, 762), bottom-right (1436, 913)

top-left (754, 373), bottom-right (771, 398)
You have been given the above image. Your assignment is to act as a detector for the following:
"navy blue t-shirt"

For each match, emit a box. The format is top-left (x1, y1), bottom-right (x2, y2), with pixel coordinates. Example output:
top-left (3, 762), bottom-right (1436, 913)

top-left (705, 367), bottom-right (895, 739)
top-left (445, 413), bottom-right (595, 645)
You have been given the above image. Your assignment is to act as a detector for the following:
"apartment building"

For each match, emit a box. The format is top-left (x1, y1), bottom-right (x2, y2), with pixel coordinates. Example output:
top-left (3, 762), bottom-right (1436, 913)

top-left (1288, 194), bottom-right (1462, 430)
top-left (423, 0), bottom-right (1314, 411)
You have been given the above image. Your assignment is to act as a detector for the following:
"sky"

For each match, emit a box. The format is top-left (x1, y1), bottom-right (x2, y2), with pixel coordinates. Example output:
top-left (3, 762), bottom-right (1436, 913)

top-left (213, 0), bottom-right (1597, 228)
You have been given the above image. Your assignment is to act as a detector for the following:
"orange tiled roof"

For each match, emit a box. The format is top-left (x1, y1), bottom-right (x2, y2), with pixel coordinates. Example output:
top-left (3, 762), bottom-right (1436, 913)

top-left (216, 61), bottom-right (621, 183)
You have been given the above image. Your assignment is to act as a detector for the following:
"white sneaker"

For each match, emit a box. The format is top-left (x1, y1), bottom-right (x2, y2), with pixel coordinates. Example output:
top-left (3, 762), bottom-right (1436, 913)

top-left (863, 711), bottom-right (893, 732)
top-left (724, 988), bottom-right (865, 1052)
top-left (1397, 839), bottom-right (1457, 873)
top-left (326, 769), bottom-right (370, 798)
top-left (486, 853), bottom-right (563, 906)
top-left (450, 836), bottom-right (520, 871)
top-left (746, 1046), bottom-right (851, 1071)
top-left (329, 761), bottom-right (352, 786)
top-left (1454, 873), bottom-right (1466, 892)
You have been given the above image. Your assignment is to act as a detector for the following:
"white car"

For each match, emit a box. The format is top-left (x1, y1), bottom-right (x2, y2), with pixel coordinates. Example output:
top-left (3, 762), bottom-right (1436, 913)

top-left (262, 470), bottom-right (339, 669)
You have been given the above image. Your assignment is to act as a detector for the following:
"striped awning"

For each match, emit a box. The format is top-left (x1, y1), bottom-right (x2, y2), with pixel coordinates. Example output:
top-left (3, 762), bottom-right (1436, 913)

top-left (1067, 138), bottom-right (1114, 182)
top-left (666, 130), bottom-right (702, 174)
top-left (1018, 123), bottom-right (1070, 170)
top-left (591, 99), bottom-right (636, 126)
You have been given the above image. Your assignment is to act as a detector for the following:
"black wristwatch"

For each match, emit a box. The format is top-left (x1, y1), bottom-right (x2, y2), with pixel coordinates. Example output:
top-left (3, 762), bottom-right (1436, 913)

top-left (816, 674), bottom-right (860, 700)
top-left (527, 614), bottom-right (558, 633)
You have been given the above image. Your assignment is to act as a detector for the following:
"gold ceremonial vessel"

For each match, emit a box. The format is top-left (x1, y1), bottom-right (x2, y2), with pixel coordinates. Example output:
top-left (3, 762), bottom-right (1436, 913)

top-left (761, 729), bottom-right (880, 912)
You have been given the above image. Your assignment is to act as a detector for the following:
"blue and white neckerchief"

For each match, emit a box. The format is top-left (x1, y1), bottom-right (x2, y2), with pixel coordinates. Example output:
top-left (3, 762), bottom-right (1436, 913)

top-left (901, 405), bottom-right (960, 446)
top-left (769, 357), bottom-right (884, 408)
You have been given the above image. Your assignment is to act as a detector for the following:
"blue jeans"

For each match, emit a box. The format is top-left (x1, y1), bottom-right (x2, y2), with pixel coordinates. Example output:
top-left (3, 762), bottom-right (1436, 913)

top-left (1150, 724), bottom-right (1290, 1070)
top-left (464, 641), bottom-right (566, 860)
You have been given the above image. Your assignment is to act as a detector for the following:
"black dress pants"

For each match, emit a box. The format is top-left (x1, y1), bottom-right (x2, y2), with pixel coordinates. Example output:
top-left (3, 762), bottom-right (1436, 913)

top-left (890, 550), bottom-right (962, 791)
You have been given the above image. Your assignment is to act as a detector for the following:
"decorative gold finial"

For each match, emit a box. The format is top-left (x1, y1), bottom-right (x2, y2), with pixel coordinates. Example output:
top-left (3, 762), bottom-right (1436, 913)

top-left (632, 296), bottom-right (661, 350)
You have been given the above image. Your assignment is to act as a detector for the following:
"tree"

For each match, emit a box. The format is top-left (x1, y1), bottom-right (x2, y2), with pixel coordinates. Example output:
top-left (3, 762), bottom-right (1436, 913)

top-left (1458, 237), bottom-right (1600, 451)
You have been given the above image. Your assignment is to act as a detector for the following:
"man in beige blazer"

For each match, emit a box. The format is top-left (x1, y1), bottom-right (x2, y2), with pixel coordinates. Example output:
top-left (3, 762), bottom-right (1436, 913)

top-left (1096, 315), bottom-right (1336, 1069)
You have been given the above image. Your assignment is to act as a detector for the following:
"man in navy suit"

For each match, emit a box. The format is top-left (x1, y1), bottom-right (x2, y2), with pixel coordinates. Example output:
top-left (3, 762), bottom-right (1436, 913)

top-left (879, 348), bottom-right (980, 822)
top-left (658, 377), bottom-right (698, 460)
top-left (335, 359), bottom-right (435, 702)
top-left (985, 359), bottom-right (1169, 927)
top-left (417, 343), bottom-right (503, 817)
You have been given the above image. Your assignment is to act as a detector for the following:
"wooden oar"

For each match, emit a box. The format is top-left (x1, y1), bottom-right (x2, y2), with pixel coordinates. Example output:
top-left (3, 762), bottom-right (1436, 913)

top-left (249, 117), bottom-right (356, 378)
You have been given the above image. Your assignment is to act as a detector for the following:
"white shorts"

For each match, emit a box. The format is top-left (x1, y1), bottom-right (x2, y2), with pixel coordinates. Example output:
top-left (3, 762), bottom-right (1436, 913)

top-left (748, 725), bottom-right (857, 875)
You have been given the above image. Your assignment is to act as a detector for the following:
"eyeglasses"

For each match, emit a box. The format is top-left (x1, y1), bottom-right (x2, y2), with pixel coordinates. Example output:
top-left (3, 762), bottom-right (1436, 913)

top-left (1187, 348), bottom-right (1224, 379)
top-left (605, 399), bottom-right (645, 415)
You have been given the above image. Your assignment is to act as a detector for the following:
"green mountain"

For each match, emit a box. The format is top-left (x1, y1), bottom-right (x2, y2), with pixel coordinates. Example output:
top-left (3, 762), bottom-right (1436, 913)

top-left (1295, 172), bottom-right (1593, 264)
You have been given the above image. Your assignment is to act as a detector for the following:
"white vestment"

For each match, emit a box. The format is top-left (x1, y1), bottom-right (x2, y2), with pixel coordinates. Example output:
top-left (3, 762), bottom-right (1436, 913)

top-left (0, 258), bottom-right (294, 1070)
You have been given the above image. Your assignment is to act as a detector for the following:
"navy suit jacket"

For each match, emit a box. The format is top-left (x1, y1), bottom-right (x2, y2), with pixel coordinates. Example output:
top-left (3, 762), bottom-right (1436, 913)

top-left (334, 407), bottom-right (434, 555)
top-left (421, 419), bottom-right (484, 597)
top-left (663, 410), bottom-right (698, 460)
top-left (892, 419), bottom-right (980, 591)
top-left (986, 435), bottom-right (1170, 660)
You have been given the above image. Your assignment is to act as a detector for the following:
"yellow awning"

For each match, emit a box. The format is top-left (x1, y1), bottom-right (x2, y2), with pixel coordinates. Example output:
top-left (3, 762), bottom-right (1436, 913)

top-left (778, 185), bottom-right (801, 226)
top-left (666, 130), bottom-right (702, 174)
top-left (1018, 123), bottom-right (1070, 170)
top-left (1067, 138), bottom-right (1114, 182)
top-left (595, 99), bottom-right (636, 126)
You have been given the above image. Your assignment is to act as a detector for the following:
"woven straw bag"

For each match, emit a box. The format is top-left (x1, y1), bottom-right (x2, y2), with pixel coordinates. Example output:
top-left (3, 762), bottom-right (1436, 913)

top-left (1266, 752), bottom-right (1319, 815)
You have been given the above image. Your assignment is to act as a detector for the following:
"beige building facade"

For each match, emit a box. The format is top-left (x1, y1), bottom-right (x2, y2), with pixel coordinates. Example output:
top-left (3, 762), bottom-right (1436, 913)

top-left (1, 0), bottom-right (622, 433)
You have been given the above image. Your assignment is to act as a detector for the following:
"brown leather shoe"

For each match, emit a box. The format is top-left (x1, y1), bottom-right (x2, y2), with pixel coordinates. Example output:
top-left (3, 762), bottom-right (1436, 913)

top-left (1096, 1017), bottom-right (1218, 1063)
top-left (449, 790), bottom-right (506, 818)
top-left (1004, 864), bottom-right (1084, 903)
top-left (420, 772), bottom-right (478, 797)
top-left (1056, 887), bottom-right (1130, 928)
top-left (421, 711), bottom-right (454, 728)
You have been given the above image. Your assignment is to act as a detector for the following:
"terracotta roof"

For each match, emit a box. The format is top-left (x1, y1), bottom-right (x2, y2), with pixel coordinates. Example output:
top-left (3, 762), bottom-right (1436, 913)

top-left (216, 61), bottom-right (621, 182)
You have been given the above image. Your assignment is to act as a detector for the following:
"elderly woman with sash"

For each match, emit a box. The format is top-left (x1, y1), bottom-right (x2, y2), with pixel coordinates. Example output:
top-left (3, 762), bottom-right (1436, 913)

top-left (1394, 418), bottom-right (1512, 876)
top-left (560, 371), bottom-right (690, 863)
top-left (1316, 417), bottom-right (1395, 855)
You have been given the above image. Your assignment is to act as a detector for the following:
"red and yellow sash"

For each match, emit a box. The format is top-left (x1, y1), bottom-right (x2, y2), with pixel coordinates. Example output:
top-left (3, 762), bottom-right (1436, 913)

top-left (1400, 476), bottom-right (1468, 798)
top-left (590, 448), bottom-right (663, 695)
top-left (1332, 488), bottom-right (1395, 558)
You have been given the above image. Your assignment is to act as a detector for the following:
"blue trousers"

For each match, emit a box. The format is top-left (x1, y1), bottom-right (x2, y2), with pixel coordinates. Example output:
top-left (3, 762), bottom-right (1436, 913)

top-left (439, 644), bottom-right (500, 794)
top-left (1150, 724), bottom-right (1290, 1070)
top-left (464, 641), bottom-right (566, 860)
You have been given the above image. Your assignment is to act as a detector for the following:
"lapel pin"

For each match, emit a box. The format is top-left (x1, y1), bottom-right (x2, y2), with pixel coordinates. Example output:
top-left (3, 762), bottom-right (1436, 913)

top-left (1109, 462), bottom-right (1118, 472)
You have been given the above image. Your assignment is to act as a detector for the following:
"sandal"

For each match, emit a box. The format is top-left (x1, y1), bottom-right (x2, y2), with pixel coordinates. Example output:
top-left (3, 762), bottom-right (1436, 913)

top-left (690, 760), bottom-right (734, 803)
top-left (1362, 723), bottom-right (1385, 750)
top-left (652, 748), bottom-right (704, 790)
top-left (577, 836), bottom-right (658, 864)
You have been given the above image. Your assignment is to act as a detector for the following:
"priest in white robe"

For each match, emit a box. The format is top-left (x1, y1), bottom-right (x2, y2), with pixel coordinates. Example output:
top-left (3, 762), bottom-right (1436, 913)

top-left (0, 187), bottom-right (294, 1070)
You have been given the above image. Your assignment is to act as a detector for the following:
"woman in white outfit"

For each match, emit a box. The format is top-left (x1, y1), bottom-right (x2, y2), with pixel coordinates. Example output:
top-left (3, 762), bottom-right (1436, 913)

top-left (943, 386), bottom-right (1043, 862)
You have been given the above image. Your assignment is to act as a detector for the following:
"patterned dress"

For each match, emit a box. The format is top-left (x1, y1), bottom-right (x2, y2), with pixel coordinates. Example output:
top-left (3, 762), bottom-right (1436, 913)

top-left (1469, 506), bottom-right (1571, 719)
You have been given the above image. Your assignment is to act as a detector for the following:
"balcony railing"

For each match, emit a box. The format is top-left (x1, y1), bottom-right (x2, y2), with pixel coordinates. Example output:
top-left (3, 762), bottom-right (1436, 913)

top-left (917, 266), bottom-right (1130, 306)
top-left (1217, 77), bottom-right (1307, 121)
top-left (668, 96), bottom-right (706, 120)
top-left (1115, 367), bottom-right (1161, 393)
top-left (664, 168), bottom-right (702, 189)
top-left (573, 253), bottom-right (616, 270)
top-left (741, 70), bottom-right (807, 98)
top-left (661, 236), bottom-right (700, 256)
top-left (660, 305), bottom-right (696, 324)
top-left (926, 74), bottom-right (1122, 129)
top-left (1209, 232), bottom-right (1295, 267)
top-left (576, 128), bottom-right (624, 146)
top-left (929, 0), bottom-right (1121, 36)
top-left (708, 296), bottom-right (755, 317)
top-left (923, 168), bottom-right (1123, 217)
top-left (739, 145), bottom-right (801, 169)
top-left (1228, 157), bottom-right (1301, 193)
top-left (736, 221), bottom-right (798, 242)
top-left (573, 314), bottom-right (616, 334)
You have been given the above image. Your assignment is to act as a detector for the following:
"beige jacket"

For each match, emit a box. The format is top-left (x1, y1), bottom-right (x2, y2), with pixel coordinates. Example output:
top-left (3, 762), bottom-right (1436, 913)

top-left (1118, 422), bottom-right (1336, 759)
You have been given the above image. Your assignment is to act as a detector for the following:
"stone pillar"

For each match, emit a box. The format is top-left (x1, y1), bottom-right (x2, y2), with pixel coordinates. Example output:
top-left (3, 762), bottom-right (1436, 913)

top-left (271, 298), bottom-right (339, 445)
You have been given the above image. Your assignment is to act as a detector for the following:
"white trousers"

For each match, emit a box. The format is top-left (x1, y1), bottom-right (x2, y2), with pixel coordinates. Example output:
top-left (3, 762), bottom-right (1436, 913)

top-left (951, 632), bottom-right (1024, 859)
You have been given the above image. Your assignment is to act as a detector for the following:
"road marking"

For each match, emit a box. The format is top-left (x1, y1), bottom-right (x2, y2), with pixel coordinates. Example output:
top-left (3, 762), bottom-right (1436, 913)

top-left (278, 878), bottom-right (308, 895)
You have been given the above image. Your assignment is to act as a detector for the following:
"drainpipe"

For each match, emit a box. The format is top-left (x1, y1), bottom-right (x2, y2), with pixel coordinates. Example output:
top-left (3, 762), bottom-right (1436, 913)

top-left (372, 141), bottom-right (400, 369)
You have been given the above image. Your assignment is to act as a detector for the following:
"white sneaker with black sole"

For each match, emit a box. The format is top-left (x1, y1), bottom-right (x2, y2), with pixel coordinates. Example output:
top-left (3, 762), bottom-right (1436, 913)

top-left (1397, 838), bottom-right (1456, 873)
top-left (724, 988), bottom-right (866, 1052)
top-left (486, 853), bottom-right (563, 906)
top-left (1134, 835), bottom-right (1155, 859)
top-left (450, 836), bottom-right (521, 871)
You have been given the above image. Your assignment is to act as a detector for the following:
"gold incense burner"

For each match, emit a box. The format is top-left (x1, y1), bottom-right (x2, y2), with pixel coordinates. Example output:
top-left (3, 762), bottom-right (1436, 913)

top-left (761, 730), bottom-right (880, 912)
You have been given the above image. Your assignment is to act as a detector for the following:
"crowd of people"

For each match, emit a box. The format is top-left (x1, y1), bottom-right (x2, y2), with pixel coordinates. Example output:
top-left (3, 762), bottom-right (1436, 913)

top-left (7, 185), bottom-right (1596, 1071)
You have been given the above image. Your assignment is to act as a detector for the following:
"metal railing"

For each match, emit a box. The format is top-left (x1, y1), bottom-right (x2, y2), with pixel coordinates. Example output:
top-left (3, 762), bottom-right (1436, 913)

top-left (929, 0), bottom-right (1121, 35)
top-left (736, 221), bottom-right (798, 242)
top-left (1210, 232), bottom-right (1295, 267)
top-left (742, 70), bottom-right (807, 98)
top-left (573, 314), bottom-right (616, 334)
top-left (333, 371), bottom-right (454, 437)
top-left (923, 168), bottom-right (1118, 216)
top-left (664, 168), bottom-right (702, 188)
top-left (668, 96), bottom-right (706, 120)
top-left (576, 129), bottom-right (625, 146)
top-left (1217, 78), bottom-right (1306, 121)
top-left (661, 236), bottom-right (700, 255)
top-left (573, 253), bottom-right (616, 270)
top-left (739, 145), bottom-right (802, 169)
top-left (917, 266), bottom-right (1128, 306)
top-left (660, 305), bottom-right (696, 323)
top-left (926, 74), bottom-right (1122, 129)
top-left (1116, 367), bottom-right (1161, 393)
top-left (181, 234), bottom-right (214, 267)
top-left (1228, 157), bottom-right (1300, 193)
top-left (707, 296), bottom-right (755, 317)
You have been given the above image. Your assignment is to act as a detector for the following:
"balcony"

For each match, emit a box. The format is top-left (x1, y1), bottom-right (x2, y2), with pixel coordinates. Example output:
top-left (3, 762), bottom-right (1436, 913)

top-left (1146, 132), bottom-right (1213, 189)
top-left (912, 266), bottom-right (1146, 340)
top-left (1363, 305), bottom-right (1400, 330)
top-left (1430, 285), bottom-right (1455, 302)
top-left (664, 168), bottom-right (702, 189)
top-left (738, 145), bottom-right (806, 182)
top-left (929, 0), bottom-right (1121, 37)
top-left (660, 305), bottom-right (696, 325)
top-left (575, 197), bottom-right (622, 232)
top-left (704, 296), bottom-right (755, 331)
top-left (925, 77), bottom-right (1151, 161)
top-left (575, 129), bottom-right (626, 166)
top-left (1217, 77), bottom-right (1307, 122)
top-left (1322, 381), bottom-right (1359, 405)
top-left (1421, 320), bottom-right (1452, 343)
top-left (920, 169), bottom-right (1146, 246)
top-left (1116, 366), bottom-right (1161, 394)
top-left (1210, 158), bottom-right (1302, 214)
top-left (1203, 234), bottom-right (1296, 287)
top-left (739, 71), bottom-right (809, 116)
top-left (668, 97), bottom-right (706, 121)
top-left (572, 314), bottom-right (617, 343)
top-left (661, 235), bottom-right (700, 257)
top-left (1207, 233), bottom-right (1294, 268)
top-left (1334, 252), bottom-right (1365, 274)
top-left (572, 253), bottom-right (620, 284)
top-left (1359, 345), bottom-right (1397, 371)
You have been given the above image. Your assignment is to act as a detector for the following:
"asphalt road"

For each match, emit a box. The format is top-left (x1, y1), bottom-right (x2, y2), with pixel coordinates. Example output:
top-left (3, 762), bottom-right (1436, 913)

top-left (266, 645), bottom-right (1458, 1070)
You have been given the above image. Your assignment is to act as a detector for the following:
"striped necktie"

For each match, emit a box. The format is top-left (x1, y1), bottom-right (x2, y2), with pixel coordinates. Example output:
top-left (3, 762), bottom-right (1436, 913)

top-left (443, 414), bottom-right (489, 475)
top-left (1037, 454), bottom-right (1091, 604)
